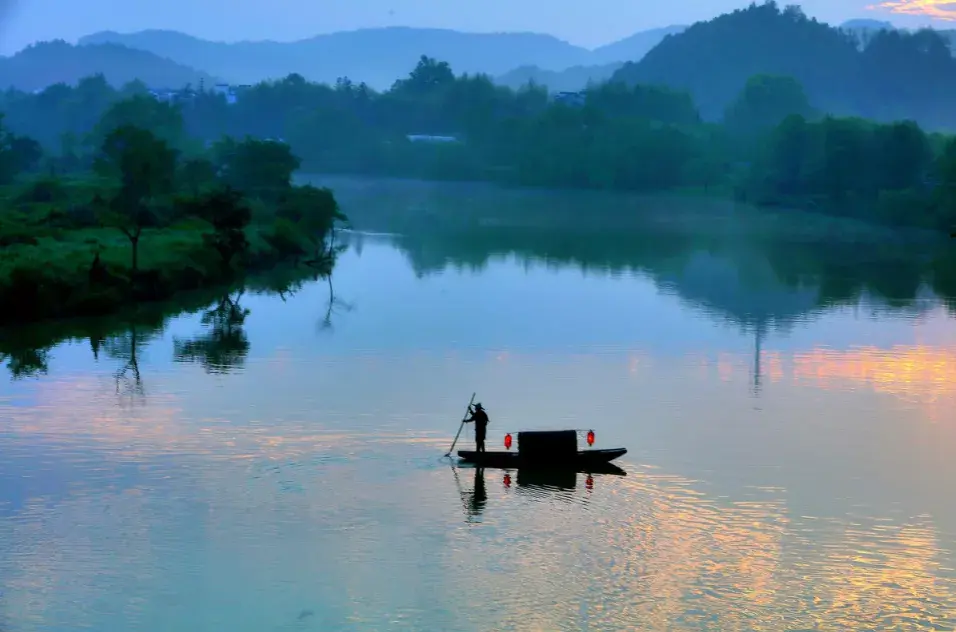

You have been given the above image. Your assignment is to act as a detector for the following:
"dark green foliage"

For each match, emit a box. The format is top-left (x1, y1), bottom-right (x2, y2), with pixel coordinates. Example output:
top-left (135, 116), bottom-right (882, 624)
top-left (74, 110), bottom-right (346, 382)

top-left (94, 125), bottom-right (179, 271)
top-left (586, 82), bottom-right (700, 126)
top-left (4, 51), bottom-right (956, 233)
top-left (0, 114), bottom-right (43, 184)
top-left (392, 55), bottom-right (456, 96)
top-left (92, 95), bottom-right (187, 149)
top-left (212, 136), bottom-right (300, 201)
top-left (0, 104), bottom-right (346, 326)
top-left (724, 74), bottom-right (816, 138)
top-left (613, 3), bottom-right (858, 120)
top-left (743, 112), bottom-right (956, 230)
top-left (276, 185), bottom-right (347, 258)
top-left (178, 157), bottom-right (218, 196)
top-left (179, 187), bottom-right (252, 269)
top-left (95, 125), bottom-right (178, 199)
top-left (611, 1), bottom-right (956, 128)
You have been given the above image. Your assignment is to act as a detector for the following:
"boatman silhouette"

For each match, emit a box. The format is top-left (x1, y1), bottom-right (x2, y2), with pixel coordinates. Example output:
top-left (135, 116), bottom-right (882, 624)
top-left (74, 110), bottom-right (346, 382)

top-left (463, 403), bottom-right (490, 453)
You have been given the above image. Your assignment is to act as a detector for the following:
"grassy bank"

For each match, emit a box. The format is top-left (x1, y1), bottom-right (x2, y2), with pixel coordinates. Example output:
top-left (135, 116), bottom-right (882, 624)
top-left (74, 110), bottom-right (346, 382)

top-left (0, 173), bottom-right (342, 326)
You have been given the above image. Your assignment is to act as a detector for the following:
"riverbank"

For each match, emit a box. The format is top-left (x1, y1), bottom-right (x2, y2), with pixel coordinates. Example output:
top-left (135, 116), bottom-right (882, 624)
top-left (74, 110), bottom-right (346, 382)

top-left (0, 266), bottom-right (317, 379)
top-left (0, 263), bottom-right (320, 379)
top-left (0, 176), bottom-right (340, 327)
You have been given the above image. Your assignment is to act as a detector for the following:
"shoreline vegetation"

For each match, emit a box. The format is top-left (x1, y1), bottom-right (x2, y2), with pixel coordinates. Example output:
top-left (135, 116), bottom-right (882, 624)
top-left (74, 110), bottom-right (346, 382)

top-left (0, 267), bottom-right (331, 381)
top-left (3, 3), bottom-right (956, 328)
top-left (0, 112), bottom-right (348, 327)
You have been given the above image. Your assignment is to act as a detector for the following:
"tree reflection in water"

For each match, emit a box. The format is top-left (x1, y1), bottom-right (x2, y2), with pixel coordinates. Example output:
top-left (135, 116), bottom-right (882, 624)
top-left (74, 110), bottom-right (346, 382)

top-left (173, 290), bottom-right (250, 374)
top-left (106, 323), bottom-right (154, 407)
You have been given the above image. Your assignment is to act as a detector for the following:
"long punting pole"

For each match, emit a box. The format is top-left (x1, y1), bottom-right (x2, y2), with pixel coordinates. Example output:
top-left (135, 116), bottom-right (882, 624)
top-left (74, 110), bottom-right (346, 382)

top-left (445, 392), bottom-right (476, 457)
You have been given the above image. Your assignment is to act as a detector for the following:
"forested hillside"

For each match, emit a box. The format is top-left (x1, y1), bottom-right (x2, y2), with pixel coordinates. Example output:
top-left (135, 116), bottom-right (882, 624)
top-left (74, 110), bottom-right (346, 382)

top-left (612, 2), bottom-right (956, 130)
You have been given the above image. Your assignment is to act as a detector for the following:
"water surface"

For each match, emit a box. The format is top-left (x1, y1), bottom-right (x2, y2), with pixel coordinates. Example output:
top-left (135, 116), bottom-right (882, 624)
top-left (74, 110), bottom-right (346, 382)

top-left (2, 184), bottom-right (956, 631)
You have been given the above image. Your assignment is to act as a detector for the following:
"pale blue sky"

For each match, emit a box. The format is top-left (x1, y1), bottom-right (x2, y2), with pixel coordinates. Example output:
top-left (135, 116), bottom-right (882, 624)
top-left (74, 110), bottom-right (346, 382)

top-left (0, 0), bottom-right (946, 55)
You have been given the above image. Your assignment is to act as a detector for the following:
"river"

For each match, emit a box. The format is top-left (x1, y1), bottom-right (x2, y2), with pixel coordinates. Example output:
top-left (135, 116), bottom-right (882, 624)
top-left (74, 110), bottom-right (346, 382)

top-left (2, 178), bottom-right (956, 631)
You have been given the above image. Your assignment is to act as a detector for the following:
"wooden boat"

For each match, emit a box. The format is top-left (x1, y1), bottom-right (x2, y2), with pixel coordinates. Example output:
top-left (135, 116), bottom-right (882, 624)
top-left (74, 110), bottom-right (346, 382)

top-left (456, 428), bottom-right (626, 470)
top-left (456, 457), bottom-right (627, 478)
top-left (457, 447), bottom-right (626, 470)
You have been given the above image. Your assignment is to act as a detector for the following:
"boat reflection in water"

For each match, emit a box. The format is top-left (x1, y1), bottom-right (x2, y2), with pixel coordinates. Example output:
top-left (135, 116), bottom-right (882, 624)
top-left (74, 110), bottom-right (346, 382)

top-left (453, 463), bottom-right (627, 523)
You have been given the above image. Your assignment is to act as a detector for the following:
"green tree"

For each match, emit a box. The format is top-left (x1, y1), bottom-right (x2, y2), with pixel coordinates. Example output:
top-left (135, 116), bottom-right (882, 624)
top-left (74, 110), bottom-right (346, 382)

top-left (276, 185), bottom-right (347, 261)
top-left (178, 157), bottom-right (219, 196)
top-left (213, 137), bottom-right (300, 200)
top-left (284, 106), bottom-right (376, 172)
top-left (765, 113), bottom-right (813, 196)
top-left (179, 187), bottom-right (252, 269)
top-left (820, 116), bottom-right (872, 205)
top-left (934, 137), bottom-right (956, 230)
top-left (94, 125), bottom-right (178, 273)
top-left (586, 82), bottom-right (701, 126)
top-left (392, 56), bottom-right (456, 96)
top-left (92, 95), bottom-right (186, 149)
top-left (69, 74), bottom-right (119, 133)
top-left (724, 74), bottom-right (816, 138)
top-left (872, 120), bottom-right (931, 191)
top-left (0, 114), bottom-right (43, 183)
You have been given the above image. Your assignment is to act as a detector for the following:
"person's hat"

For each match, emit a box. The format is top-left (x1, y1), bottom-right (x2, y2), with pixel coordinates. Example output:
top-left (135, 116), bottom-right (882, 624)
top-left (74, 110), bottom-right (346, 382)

top-left (473, 403), bottom-right (483, 410)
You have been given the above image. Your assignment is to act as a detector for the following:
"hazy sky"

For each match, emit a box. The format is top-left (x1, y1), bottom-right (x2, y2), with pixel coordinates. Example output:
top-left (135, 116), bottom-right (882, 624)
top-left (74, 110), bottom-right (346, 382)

top-left (0, 0), bottom-right (951, 55)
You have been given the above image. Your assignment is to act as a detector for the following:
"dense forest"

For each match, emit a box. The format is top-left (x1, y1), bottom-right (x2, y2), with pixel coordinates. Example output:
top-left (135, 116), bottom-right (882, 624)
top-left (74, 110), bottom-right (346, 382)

top-left (0, 84), bottom-right (347, 325)
top-left (613, 3), bottom-right (956, 128)
top-left (3, 1), bottom-right (956, 245)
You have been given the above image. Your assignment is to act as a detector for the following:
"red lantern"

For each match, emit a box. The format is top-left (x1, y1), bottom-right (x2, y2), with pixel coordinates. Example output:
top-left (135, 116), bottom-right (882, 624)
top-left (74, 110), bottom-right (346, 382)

top-left (586, 430), bottom-right (595, 446)
top-left (504, 433), bottom-right (513, 449)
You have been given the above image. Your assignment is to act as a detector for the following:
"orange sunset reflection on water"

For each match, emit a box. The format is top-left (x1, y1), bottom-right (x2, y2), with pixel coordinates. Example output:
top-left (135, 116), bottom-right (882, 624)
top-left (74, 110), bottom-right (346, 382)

top-left (3, 325), bottom-right (956, 628)
top-left (440, 465), bottom-right (956, 631)
top-left (792, 345), bottom-right (956, 411)
top-left (694, 340), bottom-right (956, 423)
top-left (2, 449), bottom-right (954, 631)
top-left (0, 371), bottom-right (452, 467)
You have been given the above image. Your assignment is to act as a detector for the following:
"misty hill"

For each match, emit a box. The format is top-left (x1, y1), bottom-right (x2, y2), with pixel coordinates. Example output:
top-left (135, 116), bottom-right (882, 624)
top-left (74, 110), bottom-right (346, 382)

top-left (495, 62), bottom-right (623, 92)
top-left (589, 25), bottom-right (687, 64)
top-left (77, 25), bottom-right (690, 91)
top-left (0, 40), bottom-right (216, 91)
top-left (611, 2), bottom-right (956, 129)
top-left (494, 25), bottom-right (685, 92)
top-left (78, 28), bottom-right (595, 89)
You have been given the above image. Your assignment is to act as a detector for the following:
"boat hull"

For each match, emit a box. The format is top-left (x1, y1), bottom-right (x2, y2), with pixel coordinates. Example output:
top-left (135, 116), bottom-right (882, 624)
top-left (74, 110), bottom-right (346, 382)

top-left (457, 448), bottom-right (626, 471)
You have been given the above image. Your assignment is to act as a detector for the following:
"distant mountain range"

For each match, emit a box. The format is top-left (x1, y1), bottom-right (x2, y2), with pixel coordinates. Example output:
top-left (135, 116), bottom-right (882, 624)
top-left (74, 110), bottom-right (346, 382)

top-left (495, 62), bottom-right (625, 93)
top-left (78, 28), bottom-right (589, 89)
top-left (0, 17), bottom-right (951, 94)
top-left (75, 25), bottom-right (689, 91)
top-left (0, 40), bottom-right (216, 92)
top-left (496, 25), bottom-right (686, 92)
